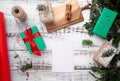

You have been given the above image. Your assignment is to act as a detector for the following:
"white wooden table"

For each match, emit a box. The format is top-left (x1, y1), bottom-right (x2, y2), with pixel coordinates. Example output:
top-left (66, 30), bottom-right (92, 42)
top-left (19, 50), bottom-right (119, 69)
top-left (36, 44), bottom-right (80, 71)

top-left (0, 0), bottom-right (105, 81)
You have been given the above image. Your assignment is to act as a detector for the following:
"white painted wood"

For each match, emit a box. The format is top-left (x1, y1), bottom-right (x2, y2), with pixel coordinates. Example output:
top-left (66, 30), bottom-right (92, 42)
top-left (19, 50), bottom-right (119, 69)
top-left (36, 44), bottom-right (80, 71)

top-left (9, 51), bottom-right (98, 70)
top-left (0, 0), bottom-right (102, 81)
top-left (11, 70), bottom-right (96, 81)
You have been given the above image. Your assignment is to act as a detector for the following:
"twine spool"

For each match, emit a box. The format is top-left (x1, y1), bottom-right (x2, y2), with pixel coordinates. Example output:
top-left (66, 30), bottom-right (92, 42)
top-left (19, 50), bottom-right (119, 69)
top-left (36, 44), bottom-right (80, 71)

top-left (11, 6), bottom-right (27, 21)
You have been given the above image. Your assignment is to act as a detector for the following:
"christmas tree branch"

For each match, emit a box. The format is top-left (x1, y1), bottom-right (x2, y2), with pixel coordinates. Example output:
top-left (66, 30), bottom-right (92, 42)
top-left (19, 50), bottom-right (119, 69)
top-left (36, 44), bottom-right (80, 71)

top-left (87, 0), bottom-right (120, 81)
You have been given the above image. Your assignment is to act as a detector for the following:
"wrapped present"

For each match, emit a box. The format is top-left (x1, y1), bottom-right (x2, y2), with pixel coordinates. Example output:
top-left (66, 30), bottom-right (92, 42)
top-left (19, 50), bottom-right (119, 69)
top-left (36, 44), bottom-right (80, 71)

top-left (37, 1), bottom-right (54, 23)
top-left (92, 7), bottom-right (118, 38)
top-left (93, 41), bottom-right (117, 67)
top-left (20, 26), bottom-right (46, 56)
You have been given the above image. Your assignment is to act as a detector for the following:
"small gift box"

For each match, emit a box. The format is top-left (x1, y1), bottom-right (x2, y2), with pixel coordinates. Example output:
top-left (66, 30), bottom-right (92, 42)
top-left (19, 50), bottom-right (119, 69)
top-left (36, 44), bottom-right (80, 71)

top-left (20, 26), bottom-right (46, 56)
top-left (93, 41), bottom-right (117, 67)
top-left (37, 1), bottom-right (54, 23)
top-left (92, 7), bottom-right (118, 38)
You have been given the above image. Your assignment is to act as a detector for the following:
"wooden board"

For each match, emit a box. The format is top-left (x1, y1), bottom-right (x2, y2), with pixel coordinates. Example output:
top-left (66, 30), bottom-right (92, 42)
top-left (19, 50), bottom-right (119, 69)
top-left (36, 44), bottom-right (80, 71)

top-left (45, 0), bottom-right (84, 33)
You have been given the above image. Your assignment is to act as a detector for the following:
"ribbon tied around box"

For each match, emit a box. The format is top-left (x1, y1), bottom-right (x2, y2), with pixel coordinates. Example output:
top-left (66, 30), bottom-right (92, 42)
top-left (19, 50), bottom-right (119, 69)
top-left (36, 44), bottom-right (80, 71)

top-left (23, 28), bottom-right (41, 56)
top-left (20, 26), bottom-right (46, 56)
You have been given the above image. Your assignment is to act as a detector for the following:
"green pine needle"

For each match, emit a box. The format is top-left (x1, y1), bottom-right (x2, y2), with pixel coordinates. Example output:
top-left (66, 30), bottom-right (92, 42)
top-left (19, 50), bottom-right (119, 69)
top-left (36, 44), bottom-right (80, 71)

top-left (37, 4), bottom-right (47, 11)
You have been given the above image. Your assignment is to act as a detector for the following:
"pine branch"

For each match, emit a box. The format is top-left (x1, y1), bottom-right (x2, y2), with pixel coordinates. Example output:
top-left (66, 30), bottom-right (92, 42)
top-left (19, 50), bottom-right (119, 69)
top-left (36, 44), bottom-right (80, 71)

top-left (82, 39), bottom-right (93, 46)
top-left (20, 62), bottom-right (32, 72)
top-left (91, 66), bottom-right (120, 81)
top-left (37, 4), bottom-right (47, 11)
top-left (91, 66), bottom-right (104, 74)
top-left (102, 49), bottom-right (115, 57)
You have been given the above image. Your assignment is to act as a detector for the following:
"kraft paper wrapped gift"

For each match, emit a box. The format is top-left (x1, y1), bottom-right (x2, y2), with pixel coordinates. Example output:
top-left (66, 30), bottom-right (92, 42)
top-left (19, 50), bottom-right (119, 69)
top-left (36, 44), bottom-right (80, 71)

top-left (38, 1), bottom-right (54, 23)
top-left (20, 26), bottom-right (46, 56)
top-left (93, 41), bottom-right (117, 67)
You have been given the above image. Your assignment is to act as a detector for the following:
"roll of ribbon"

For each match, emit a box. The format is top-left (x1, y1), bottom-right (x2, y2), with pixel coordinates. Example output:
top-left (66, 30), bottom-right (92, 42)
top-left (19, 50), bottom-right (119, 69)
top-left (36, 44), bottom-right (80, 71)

top-left (0, 12), bottom-right (11, 81)
top-left (11, 6), bottom-right (27, 21)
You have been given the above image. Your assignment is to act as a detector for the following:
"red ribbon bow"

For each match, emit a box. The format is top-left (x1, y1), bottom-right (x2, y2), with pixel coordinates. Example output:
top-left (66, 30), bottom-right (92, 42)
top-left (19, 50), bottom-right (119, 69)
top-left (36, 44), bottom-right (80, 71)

top-left (23, 28), bottom-right (41, 56)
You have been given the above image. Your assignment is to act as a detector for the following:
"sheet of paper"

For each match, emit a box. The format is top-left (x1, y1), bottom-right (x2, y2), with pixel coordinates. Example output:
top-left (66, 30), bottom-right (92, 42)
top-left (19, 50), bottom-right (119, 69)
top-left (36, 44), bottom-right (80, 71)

top-left (52, 40), bottom-right (74, 72)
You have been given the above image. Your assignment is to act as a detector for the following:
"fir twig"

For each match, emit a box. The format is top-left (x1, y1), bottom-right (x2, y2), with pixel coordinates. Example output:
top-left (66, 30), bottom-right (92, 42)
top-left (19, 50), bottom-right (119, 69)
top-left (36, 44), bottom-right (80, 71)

top-left (82, 39), bottom-right (93, 46)
top-left (102, 49), bottom-right (115, 57)
top-left (20, 62), bottom-right (32, 72)
top-left (91, 66), bottom-right (104, 74)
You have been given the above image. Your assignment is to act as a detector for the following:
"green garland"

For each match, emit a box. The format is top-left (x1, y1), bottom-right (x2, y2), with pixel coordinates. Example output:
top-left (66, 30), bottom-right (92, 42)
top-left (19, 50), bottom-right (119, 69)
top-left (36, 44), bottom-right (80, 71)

top-left (84, 0), bottom-right (120, 48)
top-left (84, 0), bottom-right (120, 81)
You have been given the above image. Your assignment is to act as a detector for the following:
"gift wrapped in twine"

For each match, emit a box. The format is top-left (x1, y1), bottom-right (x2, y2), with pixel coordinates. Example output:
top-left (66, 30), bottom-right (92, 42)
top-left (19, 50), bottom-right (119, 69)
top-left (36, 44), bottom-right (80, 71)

top-left (93, 40), bottom-right (117, 67)
top-left (38, 1), bottom-right (54, 23)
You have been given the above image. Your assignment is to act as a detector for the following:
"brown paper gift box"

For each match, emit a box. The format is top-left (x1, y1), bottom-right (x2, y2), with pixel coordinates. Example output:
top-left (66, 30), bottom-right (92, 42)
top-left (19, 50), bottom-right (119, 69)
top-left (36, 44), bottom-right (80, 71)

top-left (38, 1), bottom-right (54, 23)
top-left (93, 41), bottom-right (117, 67)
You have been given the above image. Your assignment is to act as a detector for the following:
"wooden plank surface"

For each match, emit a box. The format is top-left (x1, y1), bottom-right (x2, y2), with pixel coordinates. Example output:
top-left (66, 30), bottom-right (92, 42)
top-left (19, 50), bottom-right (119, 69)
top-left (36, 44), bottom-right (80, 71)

top-left (11, 70), bottom-right (96, 81)
top-left (0, 0), bottom-right (102, 81)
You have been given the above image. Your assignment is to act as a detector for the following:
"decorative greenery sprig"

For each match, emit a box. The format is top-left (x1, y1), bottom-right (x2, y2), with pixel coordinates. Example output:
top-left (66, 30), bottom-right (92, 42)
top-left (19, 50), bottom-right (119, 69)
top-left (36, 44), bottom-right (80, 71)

top-left (37, 4), bottom-right (47, 11)
top-left (90, 66), bottom-right (120, 81)
top-left (82, 39), bottom-right (93, 46)
top-left (102, 49), bottom-right (115, 57)
top-left (20, 62), bottom-right (32, 72)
